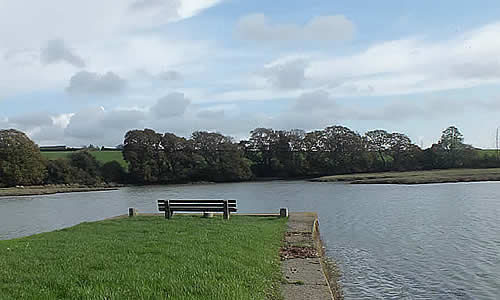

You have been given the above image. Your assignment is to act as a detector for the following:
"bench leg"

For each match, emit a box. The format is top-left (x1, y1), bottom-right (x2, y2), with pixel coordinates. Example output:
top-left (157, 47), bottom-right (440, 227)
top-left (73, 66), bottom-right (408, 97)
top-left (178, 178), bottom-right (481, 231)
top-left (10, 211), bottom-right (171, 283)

top-left (223, 200), bottom-right (229, 220)
top-left (165, 201), bottom-right (171, 219)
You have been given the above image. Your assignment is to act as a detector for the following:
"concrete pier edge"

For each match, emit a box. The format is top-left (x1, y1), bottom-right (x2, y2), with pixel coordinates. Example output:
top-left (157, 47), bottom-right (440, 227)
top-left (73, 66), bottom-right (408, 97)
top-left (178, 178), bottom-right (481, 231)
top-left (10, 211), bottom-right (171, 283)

top-left (281, 212), bottom-right (339, 300)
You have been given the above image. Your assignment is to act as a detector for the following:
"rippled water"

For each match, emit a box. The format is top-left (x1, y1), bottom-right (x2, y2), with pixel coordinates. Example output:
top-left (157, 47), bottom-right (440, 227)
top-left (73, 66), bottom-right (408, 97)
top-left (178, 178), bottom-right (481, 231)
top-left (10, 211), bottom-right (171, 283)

top-left (1, 181), bottom-right (499, 299)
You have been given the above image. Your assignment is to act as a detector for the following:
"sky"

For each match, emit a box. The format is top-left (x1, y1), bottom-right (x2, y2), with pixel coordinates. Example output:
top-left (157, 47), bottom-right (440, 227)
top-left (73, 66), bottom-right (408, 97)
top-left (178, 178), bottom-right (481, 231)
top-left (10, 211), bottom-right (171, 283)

top-left (2, 0), bottom-right (500, 148)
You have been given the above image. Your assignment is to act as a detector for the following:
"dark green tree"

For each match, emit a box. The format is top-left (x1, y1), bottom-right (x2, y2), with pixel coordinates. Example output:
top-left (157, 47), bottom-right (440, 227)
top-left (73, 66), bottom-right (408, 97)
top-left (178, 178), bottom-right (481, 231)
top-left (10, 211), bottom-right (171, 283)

top-left (433, 126), bottom-right (471, 168)
top-left (320, 126), bottom-right (366, 174)
top-left (69, 151), bottom-right (103, 185)
top-left (123, 129), bottom-right (163, 183)
top-left (191, 131), bottom-right (251, 181)
top-left (45, 159), bottom-right (76, 184)
top-left (365, 130), bottom-right (392, 170)
top-left (0, 129), bottom-right (47, 187)
top-left (101, 161), bottom-right (126, 183)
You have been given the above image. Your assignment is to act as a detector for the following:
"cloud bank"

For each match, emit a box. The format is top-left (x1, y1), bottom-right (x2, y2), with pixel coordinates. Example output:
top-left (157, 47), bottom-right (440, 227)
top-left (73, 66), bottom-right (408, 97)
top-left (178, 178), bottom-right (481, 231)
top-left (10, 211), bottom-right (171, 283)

top-left (237, 14), bottom-right (355, 41)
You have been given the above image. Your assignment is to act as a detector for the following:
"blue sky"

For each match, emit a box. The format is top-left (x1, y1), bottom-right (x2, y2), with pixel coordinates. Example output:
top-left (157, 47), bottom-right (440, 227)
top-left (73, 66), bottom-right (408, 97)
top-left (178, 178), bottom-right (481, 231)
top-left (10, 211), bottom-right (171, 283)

top-left (1, 0), bottom-right (500, 147)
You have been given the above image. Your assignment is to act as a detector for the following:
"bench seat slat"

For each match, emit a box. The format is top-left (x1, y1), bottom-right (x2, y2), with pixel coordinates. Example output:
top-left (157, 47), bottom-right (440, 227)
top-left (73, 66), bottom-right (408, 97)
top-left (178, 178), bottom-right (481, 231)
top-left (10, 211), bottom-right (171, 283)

top-left (170, 203), bottom-right (236, 207)
top-left (159, 208), bottom-right (237, 212)
top-left (168, 200), bottom-right (236, 203)
top-left (169, 208), bottom-right (237, 212)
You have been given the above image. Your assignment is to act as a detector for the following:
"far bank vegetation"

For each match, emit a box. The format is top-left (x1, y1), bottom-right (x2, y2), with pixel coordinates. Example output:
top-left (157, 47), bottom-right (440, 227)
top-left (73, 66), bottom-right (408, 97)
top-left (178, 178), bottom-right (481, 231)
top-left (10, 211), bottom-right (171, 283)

top-left (1, 125), bottom-right (499, 188)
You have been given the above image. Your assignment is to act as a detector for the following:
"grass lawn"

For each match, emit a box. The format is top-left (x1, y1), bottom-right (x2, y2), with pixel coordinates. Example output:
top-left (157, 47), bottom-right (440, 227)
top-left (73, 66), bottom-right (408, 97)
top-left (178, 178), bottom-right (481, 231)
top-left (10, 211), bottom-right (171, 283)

top-left (41, 151), bottom-right (128, 169)
top-left (0, 216), bottom-right (286, 300)
top-left (312, 168), bottom-right (500, 184)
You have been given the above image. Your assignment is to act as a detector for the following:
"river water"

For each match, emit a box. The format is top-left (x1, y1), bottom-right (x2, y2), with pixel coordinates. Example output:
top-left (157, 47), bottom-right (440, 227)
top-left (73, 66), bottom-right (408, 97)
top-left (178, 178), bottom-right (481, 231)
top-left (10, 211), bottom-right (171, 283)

top-left (1, 181), bottom-right (499, 299)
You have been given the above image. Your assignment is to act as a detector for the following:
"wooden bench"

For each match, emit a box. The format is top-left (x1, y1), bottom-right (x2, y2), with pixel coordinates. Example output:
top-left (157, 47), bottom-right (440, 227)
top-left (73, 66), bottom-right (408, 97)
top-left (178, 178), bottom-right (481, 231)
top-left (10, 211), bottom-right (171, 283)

top-left (157, 199), bottom-right (237, 219)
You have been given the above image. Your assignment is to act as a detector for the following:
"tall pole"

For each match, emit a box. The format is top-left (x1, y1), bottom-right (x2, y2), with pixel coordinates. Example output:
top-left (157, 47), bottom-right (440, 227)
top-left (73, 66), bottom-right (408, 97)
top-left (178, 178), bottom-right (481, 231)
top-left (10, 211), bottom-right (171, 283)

top-left (496, 128), bottom-right (499, 161)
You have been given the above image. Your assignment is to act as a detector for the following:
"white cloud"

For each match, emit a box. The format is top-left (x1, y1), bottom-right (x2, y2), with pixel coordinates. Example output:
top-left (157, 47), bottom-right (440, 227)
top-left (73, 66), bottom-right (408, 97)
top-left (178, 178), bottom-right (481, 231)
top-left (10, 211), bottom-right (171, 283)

top-left (197, 109), bottom-right (225, 119)
top-left (128, 0), bottom-right (222, 27)
top-left (8, 112), bottom-right (53, 130)
top-left (157, 70), bottom-right (183, 81)
top-left (262, 59), bottom-right (308, 89)
top-left (0, 0), bottom-right (220, 99)
top-left (61, 107), bottom-right (147, 146)
top-left (0, 0), bottom-right (222, 47)
top-left (304, 22), bottom-right (500, 96)
top-left (292, 90), bottom-right (336, 112)
top-left (236, 14), bottom-right (355, 41)
top-left (51, 113), bottom-right (74, 128)
top-left (151, 92), bottom-right (191, 118)
top-left (40, 39), bottom-right (85, 68)
top-left (66, 71), bottom-right (127, 95)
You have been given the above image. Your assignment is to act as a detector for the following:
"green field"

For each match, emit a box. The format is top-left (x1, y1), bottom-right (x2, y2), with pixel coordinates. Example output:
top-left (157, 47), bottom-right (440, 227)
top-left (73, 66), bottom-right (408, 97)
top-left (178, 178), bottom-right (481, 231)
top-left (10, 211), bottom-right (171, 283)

top-left (0, 215), bottom-right (286, 300)
top-left (478, 149), bottom-right (500, 158)
top-left (41, 151), bottom-right (128, 168)
top-left (313, 168), bottom-right (500, 184)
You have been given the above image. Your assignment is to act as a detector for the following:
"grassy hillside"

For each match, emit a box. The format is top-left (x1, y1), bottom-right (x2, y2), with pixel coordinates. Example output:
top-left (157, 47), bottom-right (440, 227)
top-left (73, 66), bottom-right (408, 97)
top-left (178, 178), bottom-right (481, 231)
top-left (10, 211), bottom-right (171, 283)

top-left (41, 151), bottom-right (128, 169)
top-left (478, 149), bottom-right (499, 158)
top-left (0, 216), bottom-right (286, 300)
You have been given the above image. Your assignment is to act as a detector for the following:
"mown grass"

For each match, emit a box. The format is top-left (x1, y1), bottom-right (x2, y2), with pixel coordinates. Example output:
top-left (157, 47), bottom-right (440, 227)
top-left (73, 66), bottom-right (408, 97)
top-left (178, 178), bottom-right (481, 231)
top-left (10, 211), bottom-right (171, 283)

top-left (41, 151), bottom-right (128, 169)
top-left (0, 216), bottom-right (286, 300)
top-left (312, 168), bottom-right (500, 184)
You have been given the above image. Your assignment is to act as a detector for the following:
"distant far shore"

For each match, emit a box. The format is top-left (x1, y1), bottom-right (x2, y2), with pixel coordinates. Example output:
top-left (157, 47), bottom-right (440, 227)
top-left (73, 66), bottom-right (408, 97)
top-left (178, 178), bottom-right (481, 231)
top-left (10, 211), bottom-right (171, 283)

top-left (0, 184), bottom-right (119, 197)
top-left (4, 168), bottom-right (500, 197)
top-left (311, 168), bottom-right (500, 185)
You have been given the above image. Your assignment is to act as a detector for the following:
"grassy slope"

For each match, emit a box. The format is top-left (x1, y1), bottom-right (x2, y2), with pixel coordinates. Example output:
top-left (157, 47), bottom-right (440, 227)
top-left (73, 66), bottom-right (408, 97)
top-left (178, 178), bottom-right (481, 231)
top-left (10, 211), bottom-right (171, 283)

top-left (313, 168), bottom-right (500, 184)
top-left (478, 149), bottom-right (499, 158)
top-left (0, 216), bottom-right (286, 300)
top-left (41, 151), bottom-right (128, 168)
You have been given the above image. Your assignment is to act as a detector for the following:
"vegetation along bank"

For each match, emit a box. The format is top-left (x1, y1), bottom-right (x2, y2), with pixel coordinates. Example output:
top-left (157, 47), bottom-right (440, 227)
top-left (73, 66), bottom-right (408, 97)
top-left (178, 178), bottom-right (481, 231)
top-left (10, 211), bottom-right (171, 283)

top-left (313, 168), bottom-right (500, 184)
top-left (2, 124), bottom-right (500, 189)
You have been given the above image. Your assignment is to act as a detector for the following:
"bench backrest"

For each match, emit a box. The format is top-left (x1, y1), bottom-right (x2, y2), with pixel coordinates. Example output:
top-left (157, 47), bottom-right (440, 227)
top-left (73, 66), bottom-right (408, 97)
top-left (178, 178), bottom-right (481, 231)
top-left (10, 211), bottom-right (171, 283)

top-left (158, 199), bottom-right (237, 212)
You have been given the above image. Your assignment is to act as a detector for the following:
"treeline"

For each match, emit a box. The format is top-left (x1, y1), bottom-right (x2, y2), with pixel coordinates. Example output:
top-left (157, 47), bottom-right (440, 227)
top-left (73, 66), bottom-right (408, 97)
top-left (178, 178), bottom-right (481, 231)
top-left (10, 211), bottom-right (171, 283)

top-left (123, 129), bottom-right (252, 183)
top-left (241, 126), bottom-right (488, 177)
top-left (1, 125), bottom-right (499, 188)
top-left (0, 129), bottom-right (126, 187)
top-left (122, 125), bottom-right (498, 184)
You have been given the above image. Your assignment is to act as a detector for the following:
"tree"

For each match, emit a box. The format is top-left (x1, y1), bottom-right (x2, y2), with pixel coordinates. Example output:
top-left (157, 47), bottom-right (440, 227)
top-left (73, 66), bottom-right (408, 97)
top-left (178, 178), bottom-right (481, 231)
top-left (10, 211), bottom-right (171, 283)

top-left (123, 129), bottom-right (163, 183)
top-left (69, 151), bottom-right (103, 185)
top-left (302, 130), bottom-right (327, 175)
top-left (101, 161), bottom-right (126, 183)
top-left (160, 133), bottom-right (194, 182)
top-left (320, 126), bottom-right (366, 174)
top-left (283, 129), bottom-right (307, 176)
top-left (0, 129), bottom-right (47, 187)
top-left (247, 128), bottom-right (277, 176)
top-left (69, 151), bottom-right (101, 178)
top-left (438, 126), bottom-right (464, 151)
top-left (191, 131), bottom-right (251, 181)
top-left (365, 130), bottom-right (392, 170)
top-left (46, 159), bottom-right (73, 184)
top-left (123, 130), bottom-right (251, 183)
top-left (433, 126), bottom-right (469, 168)
top-left (388, 132), bottom-right (418, 170)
